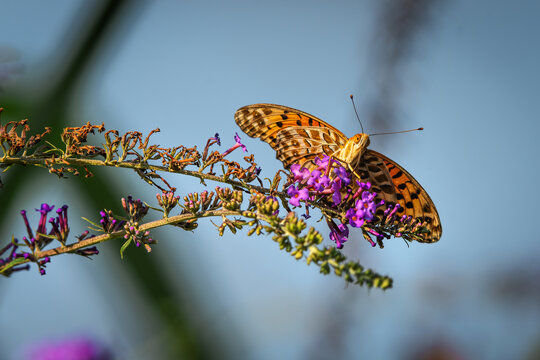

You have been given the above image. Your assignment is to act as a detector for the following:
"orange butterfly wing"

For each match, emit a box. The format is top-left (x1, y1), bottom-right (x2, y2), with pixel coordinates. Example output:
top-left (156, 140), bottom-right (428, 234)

top-left (235, 104), bottom-right (348, 168)
top-left (356, 150), bottom-right (442, 242)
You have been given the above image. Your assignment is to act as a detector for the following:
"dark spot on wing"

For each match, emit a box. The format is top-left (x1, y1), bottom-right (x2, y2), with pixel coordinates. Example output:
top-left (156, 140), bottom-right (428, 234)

top-left (374, 174), bottom-right (387, 183)
top-left (363, 156), bottom-right (378, 162)
top-left (392, 170), bottom-right (403, 179)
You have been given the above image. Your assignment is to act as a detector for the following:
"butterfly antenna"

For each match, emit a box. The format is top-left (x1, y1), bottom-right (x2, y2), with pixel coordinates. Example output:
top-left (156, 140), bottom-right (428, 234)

top-left (349, 94), bottom-right (364, 133)
top-left (369, 128), bottom-right (424, 136)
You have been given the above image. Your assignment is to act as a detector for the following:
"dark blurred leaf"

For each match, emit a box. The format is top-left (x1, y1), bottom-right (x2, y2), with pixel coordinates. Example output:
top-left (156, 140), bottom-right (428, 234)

top-left (0, 1), bottom-right (234, 359)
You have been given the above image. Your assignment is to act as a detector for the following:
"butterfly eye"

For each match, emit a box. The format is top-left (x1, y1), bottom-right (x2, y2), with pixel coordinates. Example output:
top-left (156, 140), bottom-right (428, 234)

top-left (352, 134), bottom-right (363, 142)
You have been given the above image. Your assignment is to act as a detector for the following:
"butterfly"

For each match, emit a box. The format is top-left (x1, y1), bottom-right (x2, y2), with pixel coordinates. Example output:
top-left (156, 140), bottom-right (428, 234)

top-left (234, 103), bottom-right (442, 243)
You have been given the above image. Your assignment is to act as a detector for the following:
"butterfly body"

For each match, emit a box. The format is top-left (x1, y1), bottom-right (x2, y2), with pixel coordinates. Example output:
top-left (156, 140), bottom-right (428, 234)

top-left (334, 133), bottom-right (370, 173)
top-left (235, 103), bottom-right (442, 243)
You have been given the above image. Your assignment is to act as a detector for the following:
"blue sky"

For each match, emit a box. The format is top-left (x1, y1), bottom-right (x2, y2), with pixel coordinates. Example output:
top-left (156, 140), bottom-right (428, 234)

top-left (1, 0), bottom-right (539, 359)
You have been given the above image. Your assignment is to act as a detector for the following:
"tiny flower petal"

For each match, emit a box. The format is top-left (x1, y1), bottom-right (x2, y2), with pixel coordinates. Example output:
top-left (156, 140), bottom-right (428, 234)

top-left (234, 132), bottom-right (247, 152)
top-left (315, 155), bottom-right (330, 170)
top-left (346, 208), bottom-right (365, 228)
top-left (287, 186), bottom-right (301, 207)
top-left (331, 178), bottom-right (342, 205)
top-left (333, 166), bottom-right (351, 185)
top-left (222, 133), bottom-right (248, 156)
top-left (290, 164), bottom-right (310, 182)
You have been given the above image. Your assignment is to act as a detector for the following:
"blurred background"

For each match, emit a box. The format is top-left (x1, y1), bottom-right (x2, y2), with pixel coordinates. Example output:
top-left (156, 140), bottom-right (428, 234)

top-left (1, 0), bottom-right (539, 359)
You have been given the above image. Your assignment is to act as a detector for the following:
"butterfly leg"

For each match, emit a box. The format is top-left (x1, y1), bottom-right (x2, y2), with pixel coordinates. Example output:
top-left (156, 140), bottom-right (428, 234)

top-left (327, 152), bottom-right (363, 180)
top-left (347, 156), bottom-right (365, 181)
top-left (324, 150), bottom-right (349, 175)
top-left (347, 164), bottom-right (363, 181)
top-left (324, 154), bottom-right (345, 177)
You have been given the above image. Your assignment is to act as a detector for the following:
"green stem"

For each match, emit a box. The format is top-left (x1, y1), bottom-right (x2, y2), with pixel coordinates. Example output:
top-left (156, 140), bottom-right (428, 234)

top-left (1, 209), bottom-right (240, 272)
top-left (1, 155), bottom-right (342, 217)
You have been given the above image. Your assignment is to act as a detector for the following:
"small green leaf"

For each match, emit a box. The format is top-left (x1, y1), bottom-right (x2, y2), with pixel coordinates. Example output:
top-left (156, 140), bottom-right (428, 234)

top-left (81, 217), bottom-right (102, 229)
top-left (120, 237), bottom-right (132, 259)
top-left (0, 257), bottom-right (27, 275)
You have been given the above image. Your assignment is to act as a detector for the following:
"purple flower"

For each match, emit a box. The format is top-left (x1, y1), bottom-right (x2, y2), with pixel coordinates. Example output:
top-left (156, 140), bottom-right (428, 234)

top-left (35, 203), bottom-right (55, 241)
top-left (327, 219), bottom-right (349, 249)
top-left (333, 166), bottom-right (351, 185)
top-left (365, 227), bottom-right (384, 242)
top-left (37, 203), bottom-right (55, 215)
top-left (307, 170), bottom-right (327, 191)
top-left (331, 178), bottom-right (342, 205)
top-left (354, 192), bottom-right (377, 221)
top-left (353, 181), bottom-right (372, 199)
top-left (20, 210), bottom-right (34, 241)
top-left (314, 155), bottom-right (330, 170)
top-left (48, 205), bottom-right (70, 243)
top-left (357, 181), bottom-right (371, 190)
top-left (99, 210), bottom-right (126, 233)
top-left (287, 186), bottom-right (310, 207)
top-left (2, 205), bottom-right (82, 276)
top-left (290, 163), bottom-right (301, 175)
top-left (234, 133), bottom-right (246, 151)
top-left (222, 133), bottom-right (248, 156)
top-left (122, 196), bottom-right (149, 221)
top-left (319, 175), bottom-right (330, 188)
top-left (361, 190), bottom-right (376, 203)
top-left (24, 337), bottom-right (112, 360)
top-left (346, 207), bottom-right (365, 228)
top-left (386, 203), bottom-right (401, 218)
top-left (290, 164), bottom-right (311, 182)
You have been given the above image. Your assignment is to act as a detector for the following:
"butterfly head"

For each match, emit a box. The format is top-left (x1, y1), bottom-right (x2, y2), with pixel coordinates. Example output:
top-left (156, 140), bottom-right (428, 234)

top-left (339, 133), bottom-right (370, 165)
top-left (350, 133), bottom-right (370, 148)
